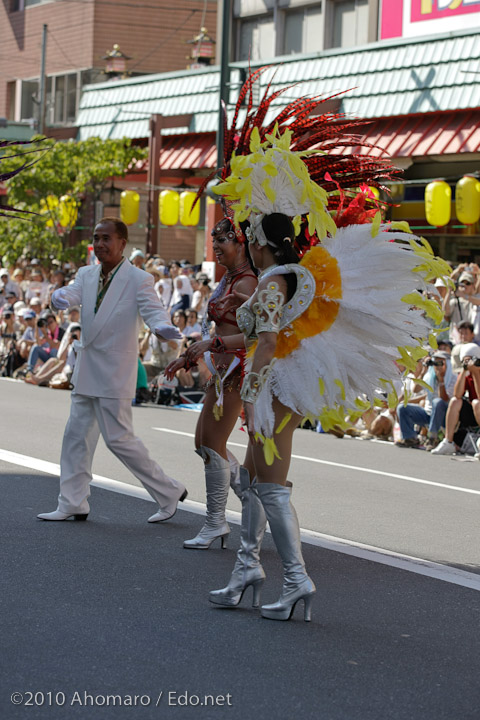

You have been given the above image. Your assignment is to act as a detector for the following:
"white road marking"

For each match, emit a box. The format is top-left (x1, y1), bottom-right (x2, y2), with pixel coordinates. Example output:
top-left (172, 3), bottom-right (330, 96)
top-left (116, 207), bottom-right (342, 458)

top-left (153, 427), bottom-right (480, 496)
top-left (2, 447), bottom-right (479, 592)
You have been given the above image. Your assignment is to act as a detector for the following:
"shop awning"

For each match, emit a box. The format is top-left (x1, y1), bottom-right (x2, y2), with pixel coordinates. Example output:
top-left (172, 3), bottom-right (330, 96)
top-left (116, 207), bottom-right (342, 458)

top-left (347, 110), bottom-right (480, 158)
top-left (160, 132), bottom-right (216, 170)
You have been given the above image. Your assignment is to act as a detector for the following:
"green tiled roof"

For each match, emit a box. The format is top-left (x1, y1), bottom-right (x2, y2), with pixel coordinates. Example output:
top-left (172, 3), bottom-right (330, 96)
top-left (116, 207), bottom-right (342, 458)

top-left (77, 28), bottom-right (480, 141)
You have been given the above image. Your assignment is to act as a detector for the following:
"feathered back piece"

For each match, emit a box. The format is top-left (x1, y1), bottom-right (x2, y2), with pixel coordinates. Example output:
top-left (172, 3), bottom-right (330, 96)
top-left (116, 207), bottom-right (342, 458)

top-left (197, 67), bottom-right (400, 210)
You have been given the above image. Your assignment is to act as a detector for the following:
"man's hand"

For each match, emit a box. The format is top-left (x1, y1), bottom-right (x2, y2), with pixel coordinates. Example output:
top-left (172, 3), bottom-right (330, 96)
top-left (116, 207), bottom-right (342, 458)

top-left (154, 323), bottom-right (183, 341)
top-left (51, 288), bottom-right (69, 310)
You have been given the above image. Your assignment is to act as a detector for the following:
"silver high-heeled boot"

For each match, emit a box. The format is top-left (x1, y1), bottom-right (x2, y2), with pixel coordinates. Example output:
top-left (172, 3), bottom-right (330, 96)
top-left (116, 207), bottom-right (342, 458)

top-left (184, 446), bottom-right (231, 549)
top-left (209, 468), bottom-right (267, 608)
top-left (257, 483), bottom-right (316, 622)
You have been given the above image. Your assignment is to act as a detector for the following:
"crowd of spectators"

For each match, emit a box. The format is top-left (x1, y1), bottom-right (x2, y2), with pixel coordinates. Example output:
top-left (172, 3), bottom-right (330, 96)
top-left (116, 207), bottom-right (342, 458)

top-left (1, 251), bottom-right (480, 456)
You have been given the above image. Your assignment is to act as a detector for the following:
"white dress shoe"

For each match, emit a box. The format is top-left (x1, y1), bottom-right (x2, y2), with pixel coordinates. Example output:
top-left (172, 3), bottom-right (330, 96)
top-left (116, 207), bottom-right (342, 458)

top-left (37, 509), bottom-right (88, 521)
top-left (147, 489), bottom-right (188, 523)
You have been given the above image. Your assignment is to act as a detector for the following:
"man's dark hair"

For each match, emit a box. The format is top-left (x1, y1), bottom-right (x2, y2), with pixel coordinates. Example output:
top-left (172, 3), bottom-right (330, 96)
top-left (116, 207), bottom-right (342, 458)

top-left (99, 216), bottom-right (128, 241)
top-left (458, 320), bottom-right (474, 332)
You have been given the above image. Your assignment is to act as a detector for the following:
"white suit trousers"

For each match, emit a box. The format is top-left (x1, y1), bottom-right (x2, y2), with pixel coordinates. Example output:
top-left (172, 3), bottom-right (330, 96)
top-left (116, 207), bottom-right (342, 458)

top-left (57, 393), bottom-right (184, 514)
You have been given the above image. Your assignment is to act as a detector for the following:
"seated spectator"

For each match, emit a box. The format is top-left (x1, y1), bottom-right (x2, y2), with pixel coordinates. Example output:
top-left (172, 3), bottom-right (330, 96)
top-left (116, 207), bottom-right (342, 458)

top-left (154, 267), bottom-right (172, 309)
top-left (168, 261), bottom-right (193, 314)
top-left (185, 308), bottom-right (202, 336)
top-left (25, 309), bottom-right (65, 378)
top-left (129, 249), bottom-right (146, 269)
top-left (396, 351), bottom-right (455, 449)
top-left (24, 324), bottom-right (81, 387)
top-left (29, 297), bottom-right (44, 313)
top-left (451, 321), bottom-right (478, 373)
top-left (432, 343), bottom-right (480, 455)
top-left (190, 273), bottom-right (211, 319)
top-left (0, 268), bottom-right (21, 309)
top-left (172, 309), bottom-right (188, 336)
top-left (60, 305), bottom-right (80, 331)
top-left (437, 339), bottom-right (453, 355)
top-left (0, 304), bottom-right (23, 376)
top-left (139, 328), bottom-right (179, 382)
top-left (25, 268), bottom-right (49, 305)
top-left (16, 309), bottom-right (37, 369)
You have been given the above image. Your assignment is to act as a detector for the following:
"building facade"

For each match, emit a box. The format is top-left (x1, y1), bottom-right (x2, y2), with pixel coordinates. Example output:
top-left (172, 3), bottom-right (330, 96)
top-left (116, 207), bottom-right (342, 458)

top-left (1, 0), bottom-right (217, 133)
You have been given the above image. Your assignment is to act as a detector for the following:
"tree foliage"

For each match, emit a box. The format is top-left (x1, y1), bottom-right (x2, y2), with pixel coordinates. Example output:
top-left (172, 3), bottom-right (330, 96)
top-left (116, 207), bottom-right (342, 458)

top-left (0, 137), bottom-right (147, 266)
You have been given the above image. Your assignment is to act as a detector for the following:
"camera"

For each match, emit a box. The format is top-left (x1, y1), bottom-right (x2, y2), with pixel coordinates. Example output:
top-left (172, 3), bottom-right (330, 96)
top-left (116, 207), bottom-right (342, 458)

top-left (37, 318), bottom-right (47, 328)
top-left (71, 332), bottom-right (79, 341)
top-left (425, 358), bottom-right (444, 367)
top-left (463, 358), bottom-right (480, 370)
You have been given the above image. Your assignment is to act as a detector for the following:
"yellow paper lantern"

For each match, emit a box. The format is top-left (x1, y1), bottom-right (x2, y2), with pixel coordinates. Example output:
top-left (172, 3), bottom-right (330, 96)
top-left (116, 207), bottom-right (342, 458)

top-left (367, 186), bottom-right (380, 201)
top-left (159, 190), bottom-right (179, 226)
top-left (425, 181), bottom-right (451, 227)
top-left (40, 194), bottom-right (58, 228)
top-left (120, 190), bottom-right (140, 225)
top-left (455, 175), bottom-right (480, 225)
top-left (58, 194), bottom-right (78, 229)
top-left (179, 191), bottom-right (200, 227)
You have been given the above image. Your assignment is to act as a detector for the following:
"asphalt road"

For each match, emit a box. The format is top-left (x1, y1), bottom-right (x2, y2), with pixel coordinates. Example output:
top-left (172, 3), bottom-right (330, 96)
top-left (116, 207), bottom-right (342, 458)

top-left (1, 379), bottom-right (480, 719)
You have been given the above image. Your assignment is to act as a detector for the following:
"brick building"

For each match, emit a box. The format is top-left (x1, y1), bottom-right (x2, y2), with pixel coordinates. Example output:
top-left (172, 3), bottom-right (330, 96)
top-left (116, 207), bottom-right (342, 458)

top-left (1, 0), bottom-right (217, 131)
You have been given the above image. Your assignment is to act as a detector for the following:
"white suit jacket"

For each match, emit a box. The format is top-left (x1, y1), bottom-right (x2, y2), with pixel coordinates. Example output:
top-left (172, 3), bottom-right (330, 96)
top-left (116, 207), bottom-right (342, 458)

top-left (59, 260), bottom-right (171, 398)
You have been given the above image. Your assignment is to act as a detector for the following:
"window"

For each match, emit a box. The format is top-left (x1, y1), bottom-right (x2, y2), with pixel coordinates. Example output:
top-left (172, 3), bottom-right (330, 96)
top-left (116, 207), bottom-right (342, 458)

top-left (332, 0), bottom-right (369, 48)
top-left (20, 79), bottom-right (39, 121)
top-left (237, 15), bottom-right (275, 61)
top-left (284, 6), bottom-right (323, 55)
top-left (6, 82), bottom-right (17, 121)
top-left (18, 72), bottom-right (80, 126)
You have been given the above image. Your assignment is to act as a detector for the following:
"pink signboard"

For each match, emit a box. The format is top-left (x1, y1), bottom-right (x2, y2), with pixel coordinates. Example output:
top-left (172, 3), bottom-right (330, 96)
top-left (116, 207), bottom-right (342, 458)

top-left (380, 0), bottom-right (480, 39)
top-left (412, 0), bottom-right (480, 21)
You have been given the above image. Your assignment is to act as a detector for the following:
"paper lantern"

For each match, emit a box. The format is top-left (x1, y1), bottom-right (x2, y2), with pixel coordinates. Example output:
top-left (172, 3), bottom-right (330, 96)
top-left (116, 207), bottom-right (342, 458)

top-left (179, 191), bottom-right (200, 227)
top-left (159, 190), bottom-right (179, 226)
top-left (455, 176), bottom-right (480, 225)
top-left (425, 181), bottom-right (451, 227)
top-left (58, 195), bottom-right (78, 229)
top-left (367, 186), bottom-right (380, 200)
top-left (120, 190), bottom-right (140, 225)
top-left (40, 195), bottom-right (58, 228)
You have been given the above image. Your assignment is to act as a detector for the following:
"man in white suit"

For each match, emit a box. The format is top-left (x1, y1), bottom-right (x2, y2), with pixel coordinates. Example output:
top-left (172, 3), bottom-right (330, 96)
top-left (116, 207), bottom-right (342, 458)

top-left (38, 217), bottom-right (187, 523)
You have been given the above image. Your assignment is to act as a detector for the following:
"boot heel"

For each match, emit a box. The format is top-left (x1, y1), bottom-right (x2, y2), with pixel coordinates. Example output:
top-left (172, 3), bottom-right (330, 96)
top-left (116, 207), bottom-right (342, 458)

top-left (74, 514), bottom-right (88, 521)
top-left (303, 593), bottom-right (314, 622)
top-left (251, 578), bottom-right (264, 608)
top-left (220, 534), bottom-right (228, 549)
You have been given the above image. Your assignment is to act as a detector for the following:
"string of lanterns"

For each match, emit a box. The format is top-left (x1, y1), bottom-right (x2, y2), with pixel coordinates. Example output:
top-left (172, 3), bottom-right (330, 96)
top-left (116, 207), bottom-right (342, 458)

top-left (40, 194), bottom-right (78, 230)
top-left (425, 176), bottom-right (480, 227)
top-left (120, 189), bottom-right (201, 227)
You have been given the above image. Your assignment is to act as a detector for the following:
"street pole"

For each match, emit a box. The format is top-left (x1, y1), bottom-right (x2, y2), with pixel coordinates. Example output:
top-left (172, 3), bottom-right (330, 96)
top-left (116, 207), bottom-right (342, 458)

top-left (38, 24), bottom-right (47, 135)
top-left (217, 0), bottom-right (231, 172)
top-left (146, 114), bottom-right (162, 256)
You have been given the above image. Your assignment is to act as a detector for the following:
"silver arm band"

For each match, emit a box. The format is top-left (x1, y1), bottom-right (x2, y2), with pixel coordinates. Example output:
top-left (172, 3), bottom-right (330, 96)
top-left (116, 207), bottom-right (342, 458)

top-left (241, 364), bottom-right (272, 403)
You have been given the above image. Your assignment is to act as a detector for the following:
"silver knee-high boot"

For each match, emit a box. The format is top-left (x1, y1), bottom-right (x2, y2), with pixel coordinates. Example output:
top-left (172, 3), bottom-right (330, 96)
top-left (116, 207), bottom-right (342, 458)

top-left (184, 446), bottom-right (231, 549)
top-left (256, 483), bottom-right (316, 622)
top-left (209, 468), bottom-right (267, 607)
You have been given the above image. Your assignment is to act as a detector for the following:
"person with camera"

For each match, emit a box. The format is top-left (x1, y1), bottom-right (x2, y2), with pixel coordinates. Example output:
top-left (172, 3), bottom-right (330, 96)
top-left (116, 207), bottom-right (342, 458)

top-left (396, 351), bottom-right (455, 450)
top-left (443, 269), bottom-right (480, 344)
top-left (432, 343), bottom-right (480, 455)
top-left (24, 310), bottom-right (65, 379)
top-left (0, 304), bottom-right (22, 376)
top-left (37, 217), bottom-right (187, 523)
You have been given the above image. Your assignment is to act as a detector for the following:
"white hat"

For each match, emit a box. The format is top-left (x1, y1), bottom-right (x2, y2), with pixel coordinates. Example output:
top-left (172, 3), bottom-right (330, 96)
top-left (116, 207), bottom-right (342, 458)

top-left (459, 343), bottom-right (480, 361)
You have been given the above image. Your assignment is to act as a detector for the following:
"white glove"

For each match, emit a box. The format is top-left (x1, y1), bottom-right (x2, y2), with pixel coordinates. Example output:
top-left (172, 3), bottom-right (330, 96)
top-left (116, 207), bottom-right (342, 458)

top-left (154, 323), bottom-right (183, 341)
top-left (52, 288), bottom-right (70, 310)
